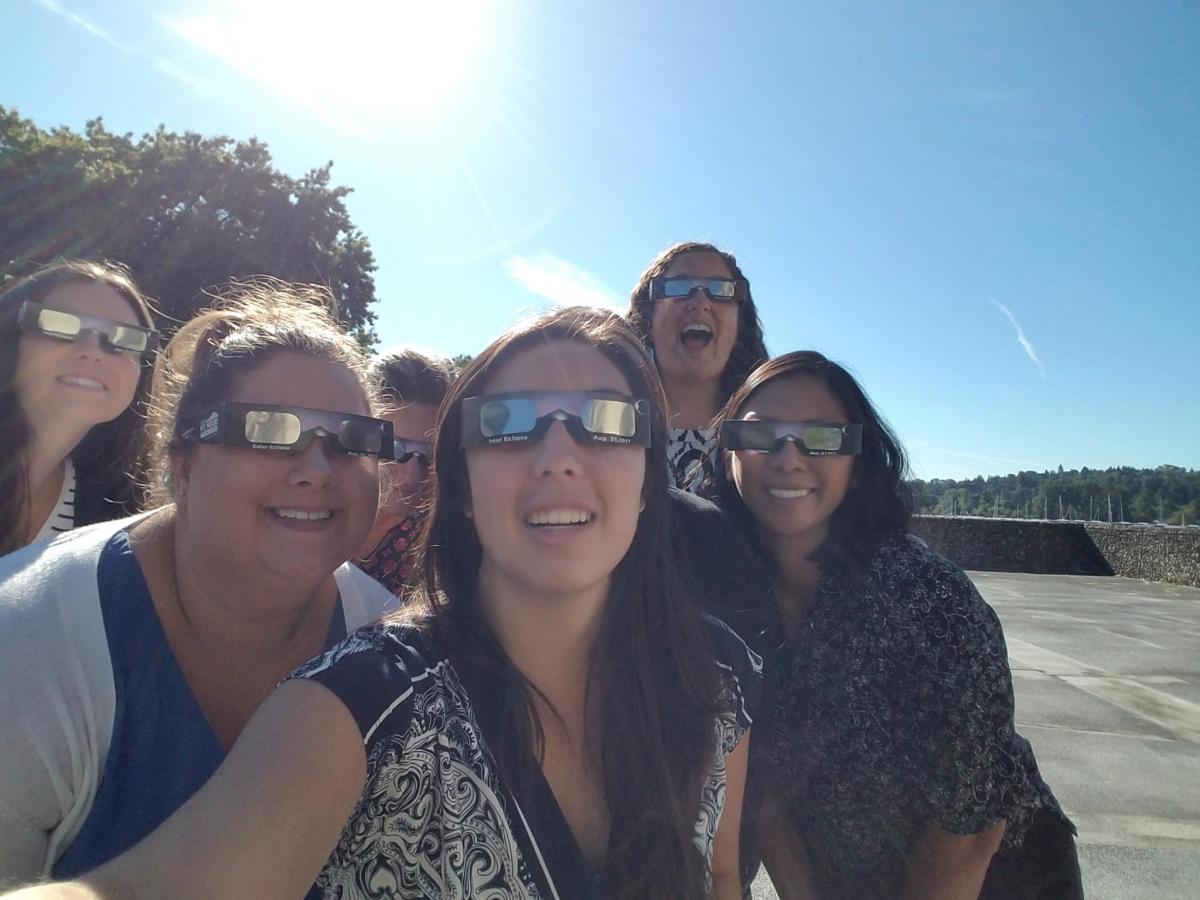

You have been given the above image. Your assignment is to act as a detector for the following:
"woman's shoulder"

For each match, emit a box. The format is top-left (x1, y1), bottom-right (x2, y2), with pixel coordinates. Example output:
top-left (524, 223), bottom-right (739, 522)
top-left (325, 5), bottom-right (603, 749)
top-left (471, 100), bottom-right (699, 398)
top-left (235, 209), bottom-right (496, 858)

top-left (287, 618), bottom-right (452, 743)
top-left (866, 535), bottom-right (980, 606)
top-left (291, 618), bottom-right (444, 683)
top-left (702, 614), bottom-right (763, 731)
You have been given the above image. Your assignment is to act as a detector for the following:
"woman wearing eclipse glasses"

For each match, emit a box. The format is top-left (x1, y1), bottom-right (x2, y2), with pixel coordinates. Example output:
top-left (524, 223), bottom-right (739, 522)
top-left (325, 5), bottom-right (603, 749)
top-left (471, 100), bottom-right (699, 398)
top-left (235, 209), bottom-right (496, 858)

top-left (0, 283), bottom-right (397, 881)
top-left (5, 307), bottom-right (759, 900)
top-left (0, 260), bottom-right (157, 555)
top-left (702, 352), bottom-right (1082, 899)
top-left (354, 348), bottom-right (454, 596)
top-left (627, 242), bottom-right (768, 492)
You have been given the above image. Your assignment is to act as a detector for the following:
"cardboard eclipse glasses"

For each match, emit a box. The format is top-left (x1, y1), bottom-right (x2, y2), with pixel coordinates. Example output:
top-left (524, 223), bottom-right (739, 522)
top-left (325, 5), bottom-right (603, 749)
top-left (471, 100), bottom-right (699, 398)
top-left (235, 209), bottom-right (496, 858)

top-left (461, 391), bottom-right (651, 448)
top-left (180, 402), bottom-right (395, 458)
top-left (647, 276), bottom-right (748, 304)
top-left (19, 300), bottom-right (158, 357)
top-left (721, 420), bottom-right (863, 456)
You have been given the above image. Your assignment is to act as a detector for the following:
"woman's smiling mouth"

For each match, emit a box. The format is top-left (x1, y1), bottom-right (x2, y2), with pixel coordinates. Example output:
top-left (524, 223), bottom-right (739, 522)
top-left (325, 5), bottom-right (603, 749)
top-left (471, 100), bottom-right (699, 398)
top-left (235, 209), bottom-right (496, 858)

top-left (526, 508), bottom-right (594, 527)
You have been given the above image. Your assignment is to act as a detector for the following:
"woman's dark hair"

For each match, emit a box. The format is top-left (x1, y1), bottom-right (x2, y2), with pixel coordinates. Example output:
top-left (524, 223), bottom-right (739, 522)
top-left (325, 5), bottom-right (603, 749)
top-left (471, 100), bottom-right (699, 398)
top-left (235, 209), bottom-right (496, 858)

top-left (0, 259), bottom-right (157, 554)
top-left (626, 241), bottom-right (768, 406)
top-left (371, 347), bottom-right (454, 408)
top-left (406, 306), bottom-right (719, 898)
top-left (702, 351), bottom-right (913, 568)
top-left (143, 279), bottom-right (376, 507)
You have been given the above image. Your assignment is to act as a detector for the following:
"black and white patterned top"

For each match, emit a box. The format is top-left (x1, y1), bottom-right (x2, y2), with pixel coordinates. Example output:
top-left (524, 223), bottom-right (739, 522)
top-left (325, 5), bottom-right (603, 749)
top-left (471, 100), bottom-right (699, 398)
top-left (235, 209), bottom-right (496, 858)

top-left (762, 537), bottom-right (1070, 894)
top-left (667, 427), bottom-right (717, 493)
top-left (290, 616), bottom-right (760, 899)
top-left (32, 457), bottom-right (76, 544)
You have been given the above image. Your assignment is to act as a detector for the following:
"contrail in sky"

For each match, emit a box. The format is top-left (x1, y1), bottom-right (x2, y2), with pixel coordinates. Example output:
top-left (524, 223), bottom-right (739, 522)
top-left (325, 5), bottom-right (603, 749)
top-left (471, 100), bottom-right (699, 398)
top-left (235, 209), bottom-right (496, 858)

top-left (991, 299), bottom-right (1046, 379)
top-left (505, 255), bottom-right (623, 312)
top-left (31, 0), bottom-right (127, 49)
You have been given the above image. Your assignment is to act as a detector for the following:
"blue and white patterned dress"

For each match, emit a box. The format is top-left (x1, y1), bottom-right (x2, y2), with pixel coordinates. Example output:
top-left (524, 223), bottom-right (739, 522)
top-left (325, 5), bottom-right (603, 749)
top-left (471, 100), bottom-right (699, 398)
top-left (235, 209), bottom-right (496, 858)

top-left (290, 616), bottom-right (760, 899)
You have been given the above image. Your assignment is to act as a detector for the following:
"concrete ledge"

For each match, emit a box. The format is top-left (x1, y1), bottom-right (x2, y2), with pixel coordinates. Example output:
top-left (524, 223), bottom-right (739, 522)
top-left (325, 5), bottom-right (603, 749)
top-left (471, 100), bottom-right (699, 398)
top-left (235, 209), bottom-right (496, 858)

top-left (909, 517), bottom-right (1200, 587)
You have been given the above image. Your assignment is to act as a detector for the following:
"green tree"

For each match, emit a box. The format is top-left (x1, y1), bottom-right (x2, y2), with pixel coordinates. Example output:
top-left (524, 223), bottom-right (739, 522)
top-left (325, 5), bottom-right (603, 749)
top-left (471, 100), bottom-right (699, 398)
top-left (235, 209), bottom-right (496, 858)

top-left (0, 107), bottom-right (378, 342)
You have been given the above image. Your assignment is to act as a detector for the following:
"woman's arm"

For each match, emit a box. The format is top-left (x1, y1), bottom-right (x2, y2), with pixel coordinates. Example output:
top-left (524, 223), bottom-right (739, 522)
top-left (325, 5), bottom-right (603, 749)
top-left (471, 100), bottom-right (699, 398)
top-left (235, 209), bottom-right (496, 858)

top-left (710, 730), bottom-right (749, 900)
top-left (2, 679), bottom-right (366, 900)
top-left (900, 819), bottom-right (1006, 900)
top-left (757, 794), bottom-right (819, 900)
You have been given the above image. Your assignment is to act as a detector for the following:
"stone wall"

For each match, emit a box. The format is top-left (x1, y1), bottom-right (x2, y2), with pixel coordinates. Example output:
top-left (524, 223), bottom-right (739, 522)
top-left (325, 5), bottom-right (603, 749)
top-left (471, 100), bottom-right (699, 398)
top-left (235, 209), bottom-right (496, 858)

top-left (909, 516), bottom-right (1200, 587)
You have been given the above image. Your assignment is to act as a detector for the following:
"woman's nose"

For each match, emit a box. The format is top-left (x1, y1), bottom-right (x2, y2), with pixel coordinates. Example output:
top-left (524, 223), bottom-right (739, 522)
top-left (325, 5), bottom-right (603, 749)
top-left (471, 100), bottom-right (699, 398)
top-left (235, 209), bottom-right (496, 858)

top-left (533, 419), bottom-right (582, 477)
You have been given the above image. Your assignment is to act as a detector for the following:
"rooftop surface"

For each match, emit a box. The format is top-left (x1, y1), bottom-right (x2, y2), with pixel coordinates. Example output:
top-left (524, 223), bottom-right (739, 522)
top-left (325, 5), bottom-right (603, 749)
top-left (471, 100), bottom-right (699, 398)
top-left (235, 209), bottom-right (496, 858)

top-left (752, 571), bottom-right (1200, 899)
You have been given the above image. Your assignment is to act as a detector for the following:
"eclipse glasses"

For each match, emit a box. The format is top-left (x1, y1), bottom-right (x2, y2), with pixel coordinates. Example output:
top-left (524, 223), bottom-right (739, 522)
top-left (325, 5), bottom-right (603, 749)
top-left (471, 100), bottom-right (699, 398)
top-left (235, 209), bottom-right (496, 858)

top-left (461, 391), bottom-right (651, 448)
top-left (19, 300), bottom-right (158, 358)
top-left (646, 276), bottom-right (747, 304)
top-left (393, 438), bottom-right (432, 464)
top-left (721, 420), bottom-right (863, 456)
top-left (180, 402), bottom-right (395, 458)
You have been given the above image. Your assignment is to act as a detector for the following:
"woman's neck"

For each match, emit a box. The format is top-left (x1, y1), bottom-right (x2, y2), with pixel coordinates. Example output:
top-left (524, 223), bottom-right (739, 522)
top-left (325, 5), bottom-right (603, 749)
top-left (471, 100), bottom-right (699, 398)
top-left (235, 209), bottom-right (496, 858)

top-left (479, 567), bottom-right (606, 703)
top-left (663, 378), bottom-right (722, 430)
top-left (358, 508), bottom-right (414, 560)
top-left (133, 509), bottom-right (339, 659)
top-left (24, 415), bottom-right (91, 488)
top-left (762, 527), bottom-right (828, 636)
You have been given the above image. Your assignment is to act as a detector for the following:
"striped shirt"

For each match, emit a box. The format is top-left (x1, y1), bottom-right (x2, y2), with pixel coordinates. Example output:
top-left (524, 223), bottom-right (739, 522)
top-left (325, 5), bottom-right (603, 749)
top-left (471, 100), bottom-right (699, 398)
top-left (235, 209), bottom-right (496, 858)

top-left (33, 457), bottom-right (76, 544)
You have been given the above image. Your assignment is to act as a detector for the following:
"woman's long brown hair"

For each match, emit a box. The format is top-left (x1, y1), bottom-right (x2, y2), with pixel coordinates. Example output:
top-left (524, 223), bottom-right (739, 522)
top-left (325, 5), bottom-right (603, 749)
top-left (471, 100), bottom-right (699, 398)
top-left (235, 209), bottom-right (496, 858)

top-left (0, 259), bottom-right (156, 553)
top-left (406, 306), bottom-right (720, 897)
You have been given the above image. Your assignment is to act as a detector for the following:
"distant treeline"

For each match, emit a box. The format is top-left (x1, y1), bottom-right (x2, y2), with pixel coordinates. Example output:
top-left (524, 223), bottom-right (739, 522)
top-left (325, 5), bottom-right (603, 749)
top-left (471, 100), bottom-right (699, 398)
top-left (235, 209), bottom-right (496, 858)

top-left (908, 465), bottom-right (1199, 525)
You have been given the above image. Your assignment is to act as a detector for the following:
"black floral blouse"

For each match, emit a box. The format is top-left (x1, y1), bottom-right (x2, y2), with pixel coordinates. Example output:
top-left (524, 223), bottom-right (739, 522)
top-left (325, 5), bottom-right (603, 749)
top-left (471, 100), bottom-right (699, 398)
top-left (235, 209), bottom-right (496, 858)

top-left (762, 536), bottom-right (1070, 894)
top-left (357, 513), bottom-right (422, 596)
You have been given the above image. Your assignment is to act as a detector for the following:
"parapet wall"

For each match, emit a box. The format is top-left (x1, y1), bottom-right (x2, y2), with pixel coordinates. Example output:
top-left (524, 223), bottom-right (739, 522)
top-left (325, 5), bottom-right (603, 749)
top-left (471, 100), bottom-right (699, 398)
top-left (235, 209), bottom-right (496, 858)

top-left (908, 517), bottom-right (1200, 588)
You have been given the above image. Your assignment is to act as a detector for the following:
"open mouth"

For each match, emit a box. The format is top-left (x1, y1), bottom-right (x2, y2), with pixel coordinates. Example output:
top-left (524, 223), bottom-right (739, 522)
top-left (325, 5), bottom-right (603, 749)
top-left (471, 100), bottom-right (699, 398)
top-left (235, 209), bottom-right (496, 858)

top-left (270, 508), bottom-right (333, 521)
top-left (680, 323), bottom-right (713, 349)
top-left (526, 509), bottom-right (594, 527)
top-left (766, 488), bottom-right (813, 499)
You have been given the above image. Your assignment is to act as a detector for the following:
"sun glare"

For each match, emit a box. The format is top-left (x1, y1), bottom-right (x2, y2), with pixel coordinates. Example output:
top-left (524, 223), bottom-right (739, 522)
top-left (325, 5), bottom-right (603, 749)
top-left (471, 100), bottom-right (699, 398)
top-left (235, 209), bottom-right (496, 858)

top-left (162, 0), bottom-right (491, 128)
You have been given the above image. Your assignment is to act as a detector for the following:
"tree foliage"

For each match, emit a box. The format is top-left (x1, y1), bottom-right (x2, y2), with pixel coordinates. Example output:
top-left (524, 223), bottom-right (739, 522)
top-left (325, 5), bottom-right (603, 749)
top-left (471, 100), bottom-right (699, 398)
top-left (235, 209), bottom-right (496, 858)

top-left (0, 106), bottom-right (378, 342)
top-left (910, 464), bottom-right (1200, 525)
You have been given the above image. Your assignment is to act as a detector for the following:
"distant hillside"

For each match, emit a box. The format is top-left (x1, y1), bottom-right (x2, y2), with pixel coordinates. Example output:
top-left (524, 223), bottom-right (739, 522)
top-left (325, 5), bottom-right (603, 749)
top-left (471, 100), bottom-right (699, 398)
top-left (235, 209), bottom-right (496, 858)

top-left (908, 465), bottom-right (1199, 525)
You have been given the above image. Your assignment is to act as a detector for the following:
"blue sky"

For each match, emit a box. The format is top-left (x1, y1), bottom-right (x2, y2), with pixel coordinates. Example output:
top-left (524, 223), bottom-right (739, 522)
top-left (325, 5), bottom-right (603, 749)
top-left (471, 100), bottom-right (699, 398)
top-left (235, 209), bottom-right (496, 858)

top-left (6, 0), bottom-right (1198, 479)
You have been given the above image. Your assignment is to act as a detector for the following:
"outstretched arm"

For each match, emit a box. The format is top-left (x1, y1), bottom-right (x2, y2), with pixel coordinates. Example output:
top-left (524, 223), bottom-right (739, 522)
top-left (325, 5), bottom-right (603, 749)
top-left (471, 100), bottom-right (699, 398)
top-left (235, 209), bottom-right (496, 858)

top-left (3, 679), bottom-right (366, 900)
top-left (710, 730), bottom-right (749, 900)
top-left (758, 795), bottom-right (819, 900)
top-left (900, 819), bottom-right (1005, 900)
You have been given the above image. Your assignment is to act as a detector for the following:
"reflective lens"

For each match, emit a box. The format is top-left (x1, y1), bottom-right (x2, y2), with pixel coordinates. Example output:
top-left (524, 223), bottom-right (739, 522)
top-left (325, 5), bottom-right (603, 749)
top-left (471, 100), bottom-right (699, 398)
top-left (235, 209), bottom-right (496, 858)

top-left (581, 398), bottom-right (637, 437)
top-left (721, 420), bottom-right (863, 456)
top-left (183, 403), bottom-right (393, 458)
top-left (243, 410), bottom-right (302, 445)
top-left (340, 418), bottom-right (384, 455)
top-left (662, 277), bottom-right (737, 299)
top-left (648, 276), bottom-right (744, 303)
top-left (37, 308), bottom-right (84, 336)
top-left (463, 392), bottom-right (651, 448)
top-left (106, 324), bottom-right (153, 353)
top-left (393, 438), bottom-right (432, 463)
top-left (21, 301), bottom-right (156, 355)
top-left (479, 396), bottom-right (637, 439)
top-left (480, 398), bottom-right (531, 437)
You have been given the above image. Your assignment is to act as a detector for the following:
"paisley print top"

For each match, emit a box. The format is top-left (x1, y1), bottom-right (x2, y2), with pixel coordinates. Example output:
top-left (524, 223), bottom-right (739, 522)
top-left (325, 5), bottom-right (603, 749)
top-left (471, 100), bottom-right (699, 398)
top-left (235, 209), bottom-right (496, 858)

top-left (762, 537), bottom-right (1070, 893)
top-left (357, 513), bottom-right (423, 597)
top-left (667, 427), bottom-right (718, 493)
top-left (291, 617), bottom-right (760, 899)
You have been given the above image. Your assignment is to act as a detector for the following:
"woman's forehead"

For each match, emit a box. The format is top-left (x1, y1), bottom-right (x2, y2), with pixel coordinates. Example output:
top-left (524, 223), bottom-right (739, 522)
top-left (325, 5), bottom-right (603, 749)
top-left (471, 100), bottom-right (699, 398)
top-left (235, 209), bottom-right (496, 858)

top-left (226, 351), bottom-right (370, 414)
top-left (740, 374), bottom-right (846, 420)
top-left (43, 280), bottom-right (142, 325)
top-left (483, 339), bottom-right (631, 395)
top-left (663, 251), bottom-right (732, 279)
